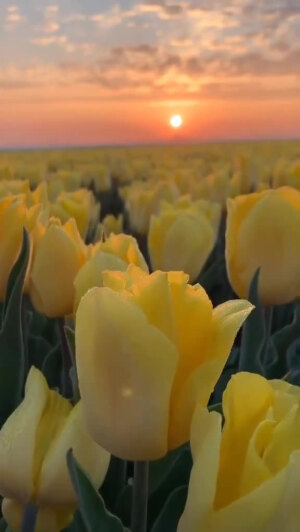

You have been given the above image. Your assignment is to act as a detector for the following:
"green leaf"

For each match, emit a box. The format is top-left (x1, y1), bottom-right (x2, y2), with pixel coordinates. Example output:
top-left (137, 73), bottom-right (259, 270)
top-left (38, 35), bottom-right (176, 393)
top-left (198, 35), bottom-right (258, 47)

top-left (239, 269), bottom-right (265, 374)
top-left (149, 446), bottom-right (186, 495)
top-left (28, 334), bottom-right (52, 370)
top-left (0, 229), bottom-right (30, 425)
top-left (113, 485), bottom-right (132, 528)
top-left (42, 343), bottom-right (62, 389)
top-left (272, 301), bottom-right (300, 358)
top-left (64, 512), bottom-right (87, 532)
top-left (101, 457), bottom-right (127, 512)
top-left (0, 519), bottom-right (7, 532)
top-left (208, 402), bottom-right (223, 415)
top-left (67, 450), bottom-right (128, 532)
top-left (64, 326), bottom-right (80, 401)
top-left (148, 447), bottom-right (192, 529)
top-left (151, 486), bottom-right (188, 532)
top-left (265, 301), bottom-right (300, 379)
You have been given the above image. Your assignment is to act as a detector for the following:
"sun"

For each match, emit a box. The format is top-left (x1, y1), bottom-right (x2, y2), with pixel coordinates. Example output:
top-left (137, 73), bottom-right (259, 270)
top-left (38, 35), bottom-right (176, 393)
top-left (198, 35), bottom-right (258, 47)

top-left (170, 114), bottom-right (182, 129)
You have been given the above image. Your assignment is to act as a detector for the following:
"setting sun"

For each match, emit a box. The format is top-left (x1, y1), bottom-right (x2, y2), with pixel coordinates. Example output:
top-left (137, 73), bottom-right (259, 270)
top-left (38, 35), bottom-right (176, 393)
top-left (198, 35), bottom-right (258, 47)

top-left (170, 114), bottom-right (183, 129)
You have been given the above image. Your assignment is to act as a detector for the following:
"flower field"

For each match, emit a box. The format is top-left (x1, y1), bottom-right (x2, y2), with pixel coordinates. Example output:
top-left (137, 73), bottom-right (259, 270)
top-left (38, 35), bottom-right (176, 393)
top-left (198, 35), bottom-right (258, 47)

top-left (0, 139), bottom-right (299, 532)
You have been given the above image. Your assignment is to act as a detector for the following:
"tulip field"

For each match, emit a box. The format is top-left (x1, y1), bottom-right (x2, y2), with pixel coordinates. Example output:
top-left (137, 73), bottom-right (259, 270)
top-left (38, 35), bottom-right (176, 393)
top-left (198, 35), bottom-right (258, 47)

top-left (0, 139), bottom-right (299, 532)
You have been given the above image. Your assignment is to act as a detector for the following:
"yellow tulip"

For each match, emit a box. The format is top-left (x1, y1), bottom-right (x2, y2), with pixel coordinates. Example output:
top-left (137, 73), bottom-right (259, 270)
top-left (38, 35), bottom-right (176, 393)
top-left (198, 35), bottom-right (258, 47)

top-left (74, 233), bottom-right (148, 310)
top-left (0, 195), bottom-right (41, 301)
top-left (148, 207), bottom-right (214, 282)
top-left (125, 180), bottom-right (179, 234)
top-left (160, 196), bottom-right (221, 237)
top-left (226, 187), bottom-right (300, 305)
top-left (75, 265), bottom-right (253, 460)
top-left (0, 180), bottom-right (30, 200)
top-left (50, 189), bottom-right (100, 239)
top-left (101, 214), bottom-right (123, 236)
top-left (178, 372), bottom-right (300, 532)
top-left (0, 367), bottom-right (110, 532)
top-left (30, 218), bottom-right (87, 317)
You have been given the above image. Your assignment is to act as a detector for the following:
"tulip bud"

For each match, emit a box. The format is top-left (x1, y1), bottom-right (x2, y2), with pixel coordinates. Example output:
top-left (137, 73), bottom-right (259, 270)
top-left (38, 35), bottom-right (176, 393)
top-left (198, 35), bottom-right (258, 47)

top-left (0, 195), bottom-right (40, 301)
top-left (225, 187), bottom-right (300, 305)
top-left (148, 206), bottom-right (215, 282)
top-left (30, 218), bottom-right (87, 317)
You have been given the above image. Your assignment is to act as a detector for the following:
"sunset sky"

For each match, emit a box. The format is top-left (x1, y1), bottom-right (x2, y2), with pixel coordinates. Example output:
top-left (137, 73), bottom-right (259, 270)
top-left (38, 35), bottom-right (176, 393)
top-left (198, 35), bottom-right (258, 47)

top-left (1, 0), bottom-right (299, 148)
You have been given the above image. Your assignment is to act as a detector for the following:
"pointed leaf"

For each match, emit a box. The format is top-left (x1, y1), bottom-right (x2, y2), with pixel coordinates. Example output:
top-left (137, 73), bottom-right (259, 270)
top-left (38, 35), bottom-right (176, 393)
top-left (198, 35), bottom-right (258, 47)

top-left (239, 269), bottom-right (265, 374)
top-left (151, 486), bottom-right (188, 532)
top-left (67, 450), bottom-right (128, 532)
top-left (0, 229), bottom-right (29, 425)
top-left (148, 447), bottom-right (192, 528)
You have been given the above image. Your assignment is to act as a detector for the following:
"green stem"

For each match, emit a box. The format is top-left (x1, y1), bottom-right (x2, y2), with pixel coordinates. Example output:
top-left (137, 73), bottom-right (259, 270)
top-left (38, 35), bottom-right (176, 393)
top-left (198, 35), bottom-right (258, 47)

top-left (57, 317), bottom-right (73, 398)
top-left (131, 461), bottom-right (149, 532)
top-left (21, 503), bottom-right (38, 532)
top-left (262, 306), bottom-right (273, 369)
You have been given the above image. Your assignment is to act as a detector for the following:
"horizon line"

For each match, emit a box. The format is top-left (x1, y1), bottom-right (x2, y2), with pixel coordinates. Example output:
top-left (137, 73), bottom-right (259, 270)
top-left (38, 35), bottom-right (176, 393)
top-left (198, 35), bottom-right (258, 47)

top-left (1, 135), bottom-right (299, 153)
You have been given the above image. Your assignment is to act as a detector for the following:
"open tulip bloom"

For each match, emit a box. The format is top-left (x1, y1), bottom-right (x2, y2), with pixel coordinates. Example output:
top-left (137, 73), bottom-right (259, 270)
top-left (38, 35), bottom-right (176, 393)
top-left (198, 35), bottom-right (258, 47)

top-left (179, 372), bottom-right (300, 532)
top-left (75, 265), bottom-right (253, 461)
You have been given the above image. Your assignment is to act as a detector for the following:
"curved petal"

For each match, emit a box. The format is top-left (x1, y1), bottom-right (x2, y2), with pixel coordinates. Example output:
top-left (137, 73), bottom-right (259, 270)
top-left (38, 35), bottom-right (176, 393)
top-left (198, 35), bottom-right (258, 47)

top-left (74, 251), bottom-right (127, 311)
top-left (162, 213), bottom-right (214, 282)
top-left (237, 191), bottom-right (300, 304)
top-left (0, 367), bottom-right (48, 502)
top-left (168, 299), bottom-right (253, 449)
top-left (215, 372), bottom-right (274, 509)
top-left (213, 467), bottom-right (286, 532)
top-left (269, 450), bottom-right (300, 532)
top-left (225, 192), bottom-right (261, 299)
top-left (30, 223), bottom-right (85, 317)
top-left (75, 286), bottom-right (179, 460)
top-left (178, 406), bottom-right (222, 532)
top-left (38, 402), bottom-right (110, 505)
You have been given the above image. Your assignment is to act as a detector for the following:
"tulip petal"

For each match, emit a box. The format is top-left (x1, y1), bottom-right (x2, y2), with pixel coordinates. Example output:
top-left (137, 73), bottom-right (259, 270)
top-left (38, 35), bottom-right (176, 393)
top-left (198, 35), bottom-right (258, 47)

top-left (38, 402), bottom-right (110, 505)
top-left (238, 192), bottom-right (300, 305)
top-left (74, 251), bottom-right (127, 311)
top-left (162, 213), bottom-right (214, 281)
top-left (131, 270), bottom-right (176, 344)
top-left (214, 467), bottom-right (286, 532)
top-left (76, 287), bottom-right (179, 460)
top-left (225, 193), bottom-right (262, 299)
top-left (30, 222), bottom-right (86, 317)
top-left (178, 406), bottom-right (222, 532)
top-left (215, 372), bottom-right (274, 509)
top-left (0, 367), bottom-right (48, 502)
top-left (269, 450), bottom-right (300, 532)
top-left (168, 299), bottom-right (253, 449)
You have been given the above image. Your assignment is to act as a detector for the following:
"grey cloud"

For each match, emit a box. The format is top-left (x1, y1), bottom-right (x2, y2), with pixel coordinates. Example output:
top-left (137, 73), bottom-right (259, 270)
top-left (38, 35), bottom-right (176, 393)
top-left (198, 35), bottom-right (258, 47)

top-left (228, 48), bottom-right (300, 75)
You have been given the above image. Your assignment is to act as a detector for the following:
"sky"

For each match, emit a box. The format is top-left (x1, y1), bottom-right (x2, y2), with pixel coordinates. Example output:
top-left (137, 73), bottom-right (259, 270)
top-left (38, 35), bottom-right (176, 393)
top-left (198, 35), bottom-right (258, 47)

top-left (0, 0), bottom-right (299, 148)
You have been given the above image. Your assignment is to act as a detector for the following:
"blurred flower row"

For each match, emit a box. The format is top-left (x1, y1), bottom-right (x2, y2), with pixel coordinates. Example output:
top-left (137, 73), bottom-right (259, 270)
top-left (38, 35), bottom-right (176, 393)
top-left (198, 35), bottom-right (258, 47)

top-left (0, 142), bottom-right (298, 531)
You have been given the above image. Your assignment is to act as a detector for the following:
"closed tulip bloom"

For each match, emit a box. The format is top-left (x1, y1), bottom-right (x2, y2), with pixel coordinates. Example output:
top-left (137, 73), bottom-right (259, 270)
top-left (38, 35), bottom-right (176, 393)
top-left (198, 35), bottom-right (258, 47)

top-left (226, 187), bottom-right (300, 305)
top-left (125, 180), bottom-right (179, 234)
top-left (0, 180), bottom-right (30, 200)
top-left (0, 367), bottom-right (110, 532)
top-left (101, 214), bottom-right (123, 236)
top-left (30, 218), bottom-right (87, 317)
top-left (178, 372), bottom-right (300, 532)
top-left (50, 189), bottom-right (100, 239)
top-left (0, 195), bottom-right (41, 301)
top-left (148, 208), bottom-right (215, 282)
top-left (74, 233), bottom-right (148, 310)
top-left (76, 265), bottom-right (253, 460)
